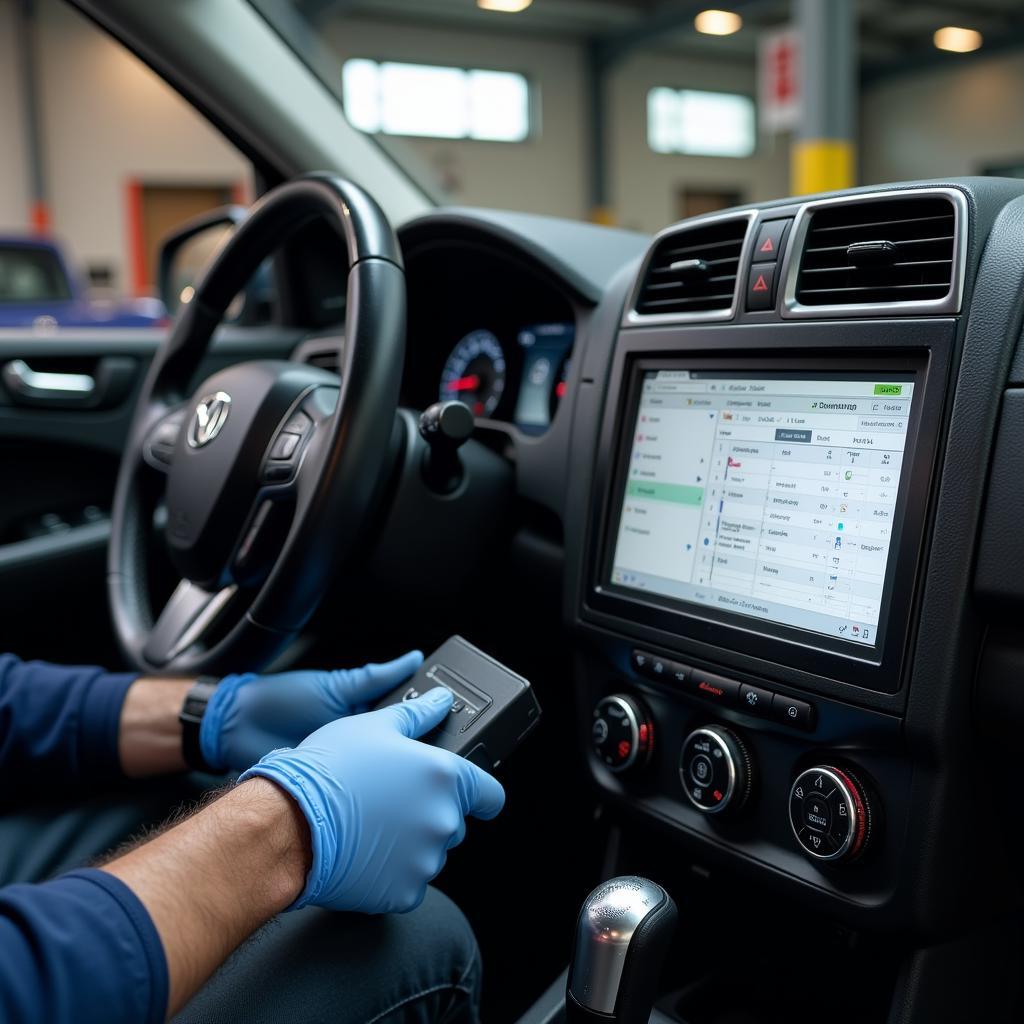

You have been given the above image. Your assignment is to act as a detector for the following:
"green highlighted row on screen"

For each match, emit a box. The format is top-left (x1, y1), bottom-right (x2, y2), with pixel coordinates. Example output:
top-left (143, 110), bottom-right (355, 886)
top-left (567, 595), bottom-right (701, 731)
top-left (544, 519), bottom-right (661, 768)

top-left (873, 383), bottom-right (903, 395)
top-left (627, 481), bottom-right (705, 505)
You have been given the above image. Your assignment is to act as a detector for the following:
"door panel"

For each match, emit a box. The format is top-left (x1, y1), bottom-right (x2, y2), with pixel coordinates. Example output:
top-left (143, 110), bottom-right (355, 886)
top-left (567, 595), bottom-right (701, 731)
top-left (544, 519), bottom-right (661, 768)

top-left (0, 325), bottom-right (306, 665)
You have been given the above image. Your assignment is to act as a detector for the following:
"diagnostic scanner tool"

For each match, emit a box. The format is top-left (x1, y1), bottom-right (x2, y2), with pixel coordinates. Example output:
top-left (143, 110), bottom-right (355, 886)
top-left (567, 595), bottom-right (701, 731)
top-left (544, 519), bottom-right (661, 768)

top-left (373, 635), bottom-right (541, 772)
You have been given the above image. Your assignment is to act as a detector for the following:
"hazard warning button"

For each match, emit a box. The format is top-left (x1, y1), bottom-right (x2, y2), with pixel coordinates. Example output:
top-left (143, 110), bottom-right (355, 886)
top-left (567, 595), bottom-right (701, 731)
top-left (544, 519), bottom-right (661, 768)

top-left (746, 262), bottom-right (777, 311)
top-left (753, 219), bottom-right (791, 263)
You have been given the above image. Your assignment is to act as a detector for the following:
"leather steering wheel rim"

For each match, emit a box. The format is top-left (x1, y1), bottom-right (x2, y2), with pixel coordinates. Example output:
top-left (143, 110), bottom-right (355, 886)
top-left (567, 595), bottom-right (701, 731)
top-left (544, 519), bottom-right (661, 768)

top-left (108, 174), bottom-right (405, 676)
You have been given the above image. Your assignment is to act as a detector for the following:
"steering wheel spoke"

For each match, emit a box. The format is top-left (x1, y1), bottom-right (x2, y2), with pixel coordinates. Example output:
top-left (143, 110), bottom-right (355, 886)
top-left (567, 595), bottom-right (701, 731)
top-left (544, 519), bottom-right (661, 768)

top-left (142, 580), bottom-right (239, 667)
top-left (142, 405), bottom-right (187, 474)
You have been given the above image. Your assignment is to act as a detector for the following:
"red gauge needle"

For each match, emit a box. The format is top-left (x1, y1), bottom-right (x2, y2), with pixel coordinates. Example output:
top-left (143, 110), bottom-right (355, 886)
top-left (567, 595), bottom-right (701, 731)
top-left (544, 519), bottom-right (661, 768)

top-left (447, 374), bottom-right (480, 392)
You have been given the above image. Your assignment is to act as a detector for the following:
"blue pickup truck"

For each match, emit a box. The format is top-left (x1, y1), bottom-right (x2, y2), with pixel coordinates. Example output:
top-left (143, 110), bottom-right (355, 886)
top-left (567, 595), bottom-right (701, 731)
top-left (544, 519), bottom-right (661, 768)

top-left (0, 236), bottom-right (166, 328)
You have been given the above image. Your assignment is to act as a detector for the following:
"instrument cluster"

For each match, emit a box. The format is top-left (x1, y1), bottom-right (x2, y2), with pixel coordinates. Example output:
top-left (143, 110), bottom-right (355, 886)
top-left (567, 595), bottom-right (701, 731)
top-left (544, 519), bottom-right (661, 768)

top-left (437, 322), bottom-right (573, 431)
top-left (400, 238), bottom-right (578, 434)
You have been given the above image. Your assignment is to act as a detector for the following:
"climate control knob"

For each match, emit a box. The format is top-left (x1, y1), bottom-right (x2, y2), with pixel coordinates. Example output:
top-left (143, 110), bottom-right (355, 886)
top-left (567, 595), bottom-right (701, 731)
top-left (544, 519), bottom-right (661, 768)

top-left (789, 765), bottom-right (877, 863)
top-left (680, 725), bottom-right (753, 816)
top-left (591, 694), bottom-right (653, 774)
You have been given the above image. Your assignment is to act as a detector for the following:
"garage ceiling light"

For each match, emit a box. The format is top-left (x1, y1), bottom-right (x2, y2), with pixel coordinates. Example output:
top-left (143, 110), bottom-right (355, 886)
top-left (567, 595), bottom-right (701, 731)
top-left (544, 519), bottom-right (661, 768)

top-left (477, 0), bottom-right (533, 12)
top-left (694, 9), bottom-right (743, 36)
top-left (933, 26), bottom-right (982, 52)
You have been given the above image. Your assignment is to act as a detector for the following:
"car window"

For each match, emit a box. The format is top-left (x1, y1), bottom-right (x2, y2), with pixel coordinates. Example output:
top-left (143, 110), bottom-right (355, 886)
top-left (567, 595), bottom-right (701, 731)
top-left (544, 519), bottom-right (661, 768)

top-left (0, 1), bottom-right (255, 329)
top-left (0, 245), bottom-right (72, 303)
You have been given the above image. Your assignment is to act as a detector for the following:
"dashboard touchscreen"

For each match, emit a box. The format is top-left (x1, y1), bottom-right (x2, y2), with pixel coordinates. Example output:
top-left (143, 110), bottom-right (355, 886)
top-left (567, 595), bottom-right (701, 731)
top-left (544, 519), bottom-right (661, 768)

top-left (610, 370), bottom-right (915, 649)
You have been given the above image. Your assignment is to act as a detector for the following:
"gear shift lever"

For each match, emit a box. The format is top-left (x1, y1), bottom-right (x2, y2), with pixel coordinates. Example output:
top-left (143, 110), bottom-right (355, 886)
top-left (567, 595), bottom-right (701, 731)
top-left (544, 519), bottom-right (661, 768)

top-left (566, 876), bottom-right (677, 1024)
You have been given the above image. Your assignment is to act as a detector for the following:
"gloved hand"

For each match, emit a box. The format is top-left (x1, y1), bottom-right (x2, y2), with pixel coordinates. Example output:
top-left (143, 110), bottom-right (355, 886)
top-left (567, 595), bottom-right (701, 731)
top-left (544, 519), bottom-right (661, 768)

top-left (239, 687), bottom-right (505, 914)
top-left (199, 650), bottom-right (424, 772)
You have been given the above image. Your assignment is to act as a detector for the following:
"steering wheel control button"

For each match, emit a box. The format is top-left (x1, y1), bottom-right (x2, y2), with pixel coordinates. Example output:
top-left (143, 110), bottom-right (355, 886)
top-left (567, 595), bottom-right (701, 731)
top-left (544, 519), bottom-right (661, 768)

top-left (680, 726), bottom-right (753, 816)
top-left (771, 693), bottom-right (815, 731)
top-left (263, 462), bottom-right (294, 483)
top-left (686, 670), bottom-right (740, 708)
top-left (789, 765), bottom-right (876, 863)
top-left (270, 432), bottom-right (300, 460)
top-left (752, 219), bottom-right (792, 263)
top-left (746, 262), bottom-right (776, 311)
top-left (592, 694), bottom-right (654, 775)
top-left (281, 411), bottom-right (312, 436)
top-left (739, 683), bottom-right (773, 718)
top-left (144, 409), bottom-right (186, 468)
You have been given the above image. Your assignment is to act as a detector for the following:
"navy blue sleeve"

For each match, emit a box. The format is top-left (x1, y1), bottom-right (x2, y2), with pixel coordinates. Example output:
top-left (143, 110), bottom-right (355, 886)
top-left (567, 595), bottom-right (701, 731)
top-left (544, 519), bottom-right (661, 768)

top-left (0, 867), bottom-right (168, 1024)
top-left (0, 654), bottom-right (137, 781)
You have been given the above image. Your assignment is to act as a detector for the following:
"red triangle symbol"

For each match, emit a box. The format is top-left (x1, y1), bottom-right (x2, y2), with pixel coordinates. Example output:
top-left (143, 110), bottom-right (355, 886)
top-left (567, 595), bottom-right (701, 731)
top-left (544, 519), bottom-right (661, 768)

top-left (759, 237), bottom-right (774, 253)
top-left (752, 274), bottom-right (769, 293)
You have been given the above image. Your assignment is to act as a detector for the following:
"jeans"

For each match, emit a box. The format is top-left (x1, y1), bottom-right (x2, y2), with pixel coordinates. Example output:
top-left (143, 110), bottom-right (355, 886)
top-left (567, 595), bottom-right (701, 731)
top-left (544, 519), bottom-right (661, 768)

top-left (0, 776), bottom-right (483, 1024)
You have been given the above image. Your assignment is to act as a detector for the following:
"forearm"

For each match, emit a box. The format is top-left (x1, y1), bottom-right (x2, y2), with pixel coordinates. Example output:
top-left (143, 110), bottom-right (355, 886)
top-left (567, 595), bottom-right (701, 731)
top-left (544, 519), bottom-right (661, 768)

top-left (118, 677), bottom-right (193, 777)
top-left (102, 777), bottom-right (309, 1017)
top-left (0, 654), bottom-right (137, 782)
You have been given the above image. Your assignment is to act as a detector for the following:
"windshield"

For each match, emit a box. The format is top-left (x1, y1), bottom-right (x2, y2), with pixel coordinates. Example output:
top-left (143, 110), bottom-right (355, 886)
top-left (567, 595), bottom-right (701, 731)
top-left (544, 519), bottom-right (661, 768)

top-left (261, 2), bottom-right (1021, 234)
top-left (0, 245), bottom-right (72, 304)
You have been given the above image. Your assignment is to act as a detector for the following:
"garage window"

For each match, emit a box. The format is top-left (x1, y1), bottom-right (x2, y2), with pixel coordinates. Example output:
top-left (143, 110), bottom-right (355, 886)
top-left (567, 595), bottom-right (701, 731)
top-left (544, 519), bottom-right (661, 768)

top-left (342, 59), bottom-right (531, 142)
top-left (647, 88), bottom-right (755, 157)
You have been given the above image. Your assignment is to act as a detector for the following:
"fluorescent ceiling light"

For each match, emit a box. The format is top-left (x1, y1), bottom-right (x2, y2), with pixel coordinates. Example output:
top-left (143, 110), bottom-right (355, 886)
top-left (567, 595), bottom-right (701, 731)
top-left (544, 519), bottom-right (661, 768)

top-left (933, 26), bottom-right (982, 52)
top-left (477, 0), bottom-right (533, 12)
top-left (694, 9), bottom-right (743, 36)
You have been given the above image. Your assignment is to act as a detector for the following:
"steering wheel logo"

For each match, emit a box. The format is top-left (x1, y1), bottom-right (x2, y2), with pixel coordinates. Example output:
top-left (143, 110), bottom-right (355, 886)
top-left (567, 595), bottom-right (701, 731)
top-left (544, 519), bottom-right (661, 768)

top-left (187, 391), bottom-right (232, 448)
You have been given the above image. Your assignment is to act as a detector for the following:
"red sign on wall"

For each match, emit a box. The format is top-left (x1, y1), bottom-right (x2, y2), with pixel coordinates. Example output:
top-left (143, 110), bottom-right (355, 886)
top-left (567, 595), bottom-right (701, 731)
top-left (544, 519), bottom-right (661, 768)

top-left (759, 27), bottom-right (801, 133)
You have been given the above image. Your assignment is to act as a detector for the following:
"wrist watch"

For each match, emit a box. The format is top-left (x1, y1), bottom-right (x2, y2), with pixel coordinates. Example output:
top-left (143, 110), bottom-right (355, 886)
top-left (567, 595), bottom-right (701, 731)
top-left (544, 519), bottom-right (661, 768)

top-left (179, 677), bottom-right (220, 773)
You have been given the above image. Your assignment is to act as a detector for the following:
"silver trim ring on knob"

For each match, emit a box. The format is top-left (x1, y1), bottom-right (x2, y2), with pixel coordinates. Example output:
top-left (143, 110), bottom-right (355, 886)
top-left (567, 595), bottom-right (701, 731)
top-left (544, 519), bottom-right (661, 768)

top-left (680, 726), bottom-right (737, 815)
top-left (600, 695), bottom-right (641, 774)
top-left (789, 766), bottom-right (860, 862)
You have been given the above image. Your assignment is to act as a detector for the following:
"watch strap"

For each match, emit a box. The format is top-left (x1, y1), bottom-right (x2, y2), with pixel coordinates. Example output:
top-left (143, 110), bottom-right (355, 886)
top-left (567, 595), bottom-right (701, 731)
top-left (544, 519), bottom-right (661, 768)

top-left (179, 677), bottom-right (220, 773)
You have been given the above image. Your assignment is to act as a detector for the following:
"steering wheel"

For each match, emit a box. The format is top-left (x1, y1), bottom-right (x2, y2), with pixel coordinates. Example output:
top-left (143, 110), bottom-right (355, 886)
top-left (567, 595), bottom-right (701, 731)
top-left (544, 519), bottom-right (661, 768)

top-left (108, 175), bottom-right (405, 675)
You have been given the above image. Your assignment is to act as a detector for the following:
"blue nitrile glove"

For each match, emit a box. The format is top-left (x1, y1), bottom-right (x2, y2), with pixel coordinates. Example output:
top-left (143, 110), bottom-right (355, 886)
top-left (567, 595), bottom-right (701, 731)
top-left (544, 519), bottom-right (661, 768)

top-left (239, 686), bottom-right (505, 914)
top-left (199, 650), bottom-right (424, 772)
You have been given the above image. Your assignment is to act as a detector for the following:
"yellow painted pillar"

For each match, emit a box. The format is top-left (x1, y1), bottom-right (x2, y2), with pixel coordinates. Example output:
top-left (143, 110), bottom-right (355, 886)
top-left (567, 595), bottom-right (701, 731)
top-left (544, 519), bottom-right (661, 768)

top-left (791, 0), bottom-right (857, 196)
top-left (791, 139), bottom-right (856, 196)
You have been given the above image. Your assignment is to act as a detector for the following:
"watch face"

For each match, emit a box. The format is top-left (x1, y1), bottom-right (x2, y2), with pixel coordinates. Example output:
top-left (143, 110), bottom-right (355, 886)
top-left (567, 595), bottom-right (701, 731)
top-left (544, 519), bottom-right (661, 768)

top-left (179, 679), bottom-right (220, 772)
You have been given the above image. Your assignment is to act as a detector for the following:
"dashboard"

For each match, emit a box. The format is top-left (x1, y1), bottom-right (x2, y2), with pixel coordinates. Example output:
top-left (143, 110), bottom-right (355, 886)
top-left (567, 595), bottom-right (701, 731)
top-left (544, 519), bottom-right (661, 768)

top-left (399, 237), bottom-right (579, 434)
top-left (317, 181), bottom-right (1024, 1017)
top-left (541, 176), bottom-right (1024, 957)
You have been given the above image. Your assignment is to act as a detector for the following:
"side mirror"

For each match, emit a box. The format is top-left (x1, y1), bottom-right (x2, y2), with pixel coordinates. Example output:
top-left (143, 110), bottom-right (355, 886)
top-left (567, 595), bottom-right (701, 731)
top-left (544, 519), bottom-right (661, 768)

top-left (157, 206), bottom-right (274, 324)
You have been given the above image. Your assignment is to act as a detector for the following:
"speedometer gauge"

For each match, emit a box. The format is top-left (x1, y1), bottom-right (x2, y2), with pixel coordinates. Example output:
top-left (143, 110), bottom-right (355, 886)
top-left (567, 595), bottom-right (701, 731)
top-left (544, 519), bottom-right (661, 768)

top-left (439, 329), bottom-right (507, 417)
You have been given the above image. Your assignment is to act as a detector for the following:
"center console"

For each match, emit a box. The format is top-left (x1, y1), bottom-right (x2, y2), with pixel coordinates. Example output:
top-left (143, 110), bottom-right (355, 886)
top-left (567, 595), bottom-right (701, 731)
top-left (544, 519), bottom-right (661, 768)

top-left (573, 314), bottom-right (952, 913)
top-left (562, 182), bottom-right (1024, 965)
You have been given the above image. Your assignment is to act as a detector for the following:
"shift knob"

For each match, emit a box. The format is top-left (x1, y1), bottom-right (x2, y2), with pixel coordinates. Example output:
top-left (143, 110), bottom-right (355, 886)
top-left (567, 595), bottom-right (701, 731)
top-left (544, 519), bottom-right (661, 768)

top-left (566, 876), bottom-right (677, 1024)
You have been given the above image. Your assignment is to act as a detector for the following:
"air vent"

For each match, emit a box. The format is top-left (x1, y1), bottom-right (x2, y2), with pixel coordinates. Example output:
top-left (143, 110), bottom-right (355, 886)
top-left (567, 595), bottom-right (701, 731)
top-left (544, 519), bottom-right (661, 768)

top-left (795, 194), bottom-right (957, 307)
top-left (634, 217), bottom-right (749, 318)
